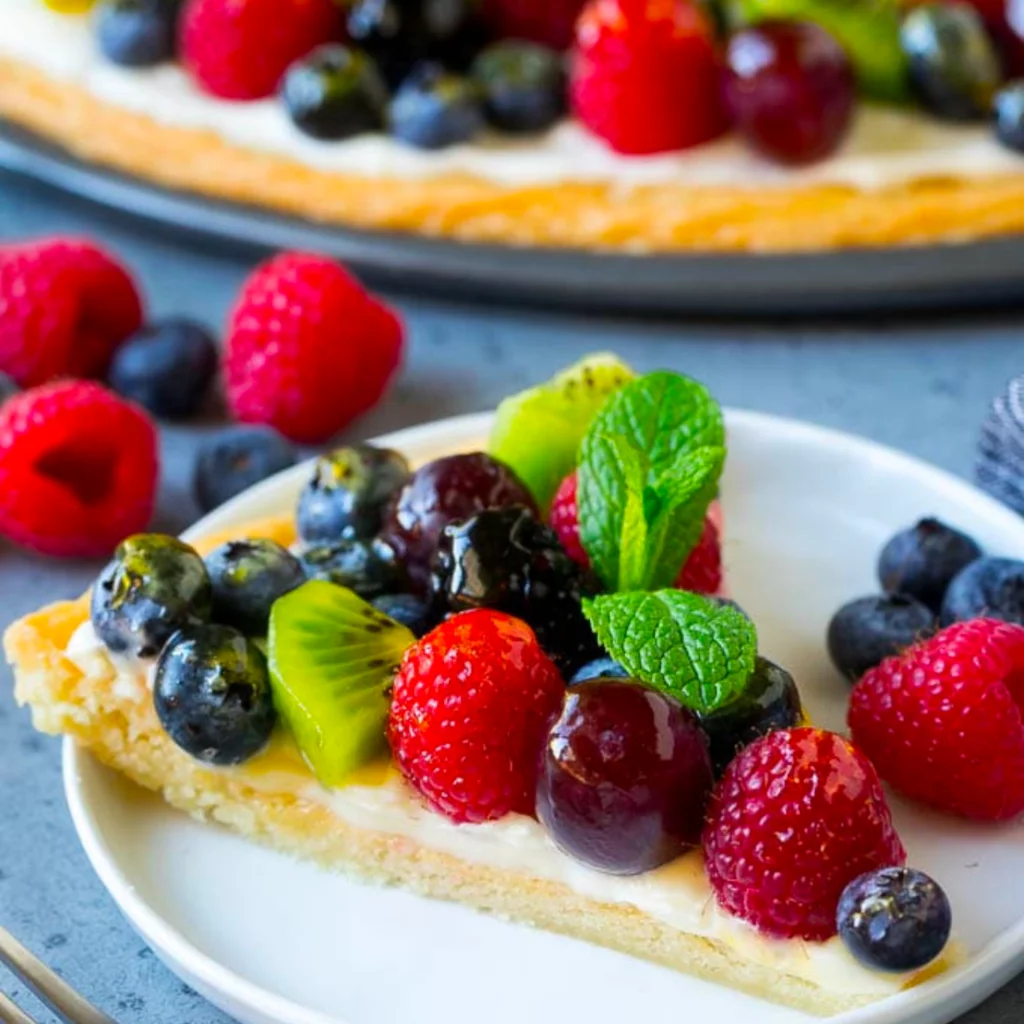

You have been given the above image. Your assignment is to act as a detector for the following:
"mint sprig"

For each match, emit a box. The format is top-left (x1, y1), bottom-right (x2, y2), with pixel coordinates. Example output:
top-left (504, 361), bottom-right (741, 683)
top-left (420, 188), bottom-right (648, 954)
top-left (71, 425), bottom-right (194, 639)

top-left (583, 591), bottom-right (756, 713)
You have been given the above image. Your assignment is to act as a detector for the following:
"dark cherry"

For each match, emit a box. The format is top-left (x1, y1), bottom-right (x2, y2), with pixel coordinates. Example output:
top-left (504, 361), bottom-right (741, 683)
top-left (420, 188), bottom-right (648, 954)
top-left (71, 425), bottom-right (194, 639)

top-left (536, 679), bottom-right (714, 876)
top-left (379, 451), bottom-right (538, 592)
top-left (725, 21), bottom-right (856, 165)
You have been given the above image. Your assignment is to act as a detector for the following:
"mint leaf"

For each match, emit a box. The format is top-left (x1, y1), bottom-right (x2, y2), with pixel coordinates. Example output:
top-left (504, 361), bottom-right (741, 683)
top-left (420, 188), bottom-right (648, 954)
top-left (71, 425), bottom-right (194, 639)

top-left (583, 590), bottom-right (756, 713)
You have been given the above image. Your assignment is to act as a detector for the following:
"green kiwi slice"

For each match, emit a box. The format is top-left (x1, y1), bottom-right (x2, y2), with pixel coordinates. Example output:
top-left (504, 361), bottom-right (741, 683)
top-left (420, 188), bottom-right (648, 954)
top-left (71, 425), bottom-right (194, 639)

top-left (727, 0), bottom-right (909, 101)
top-left (488, 352), bottom-right (636, 511)
top-left (267, 580), bottom-right (414, 786)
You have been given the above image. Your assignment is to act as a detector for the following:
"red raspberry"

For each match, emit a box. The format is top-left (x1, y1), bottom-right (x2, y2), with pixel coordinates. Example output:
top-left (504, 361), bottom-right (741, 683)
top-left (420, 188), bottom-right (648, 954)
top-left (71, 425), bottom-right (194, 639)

top-left (482, 0), bottom-right (586, 49)
top-left (388, 609), bottom-right (564, 824)
top-left (570, 0), bottom-right (729, 155)
top-left (548, 470), bottom-right (722, 593)
top-left (223, 252), bottom-right (404, 444)
top-left (849, 619), bottom-right (1024, 821)
top-left (0, 381), bottom-right (158, 557)
top-left (0, 238), bottom-right (143, 387)
top-left (703, 728), bottom-right (906, 940)
top-left (181, 0), bottom-right (342, 100)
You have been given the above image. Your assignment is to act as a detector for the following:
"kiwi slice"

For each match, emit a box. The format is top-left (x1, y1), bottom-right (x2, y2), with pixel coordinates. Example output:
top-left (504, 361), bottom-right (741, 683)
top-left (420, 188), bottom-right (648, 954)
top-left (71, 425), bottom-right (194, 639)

top-left (489, 353), bottom-right (636, 511)
top-left (267, 580), bottom-right (414, 786)
top-left (726, 0), bottom-right (909, 102)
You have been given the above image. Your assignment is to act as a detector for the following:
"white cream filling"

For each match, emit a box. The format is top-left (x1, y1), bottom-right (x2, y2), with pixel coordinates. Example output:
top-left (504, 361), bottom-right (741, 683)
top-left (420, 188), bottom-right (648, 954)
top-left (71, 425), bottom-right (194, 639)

top-left (2, 0), bottom-right (1024, 191)
top-left (65, 618), bottom-right (920, 997)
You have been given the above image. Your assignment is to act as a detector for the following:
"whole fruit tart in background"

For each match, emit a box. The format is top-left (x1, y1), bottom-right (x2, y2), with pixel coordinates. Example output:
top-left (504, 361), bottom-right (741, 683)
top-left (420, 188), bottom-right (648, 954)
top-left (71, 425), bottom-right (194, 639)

top-left (6, 0), bottom-right (1024, 251)
top-left (9, 353), bottom-right (995, 1018)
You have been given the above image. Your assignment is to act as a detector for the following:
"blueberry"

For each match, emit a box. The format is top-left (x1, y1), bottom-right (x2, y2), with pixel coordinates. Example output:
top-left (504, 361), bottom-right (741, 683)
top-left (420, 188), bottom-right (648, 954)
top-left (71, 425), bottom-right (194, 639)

top-left (878, 518), bottom-right (983, 612)
top-left (193, 427), bottom-right (297, 515)
top-left (390, 63), bottom-right (485, 149)
top-left (107, 318), bottom-right (217, 420)
top-left (995, 81), bottom-right (1024, 153)
top-left (281, 44), bottom-right (389, 141)
top-left (837, 867), bottom-right (952, 972)
top-left (206, 539), bottom-right (306, 635)
top-left (154, 623), bottom-right (276, 765)
top-left (91, 534), bottom-right (212, 658)
top-left (297, 444), bottom-right (411, 545)
top-left (569, 657), bottom-right (630, 684)
top-left (697, 657), bottom-right (803, 776)
top-left (97, 0), bottom-right (180, 67)
top-left (827, 594), bottom-right (937, 682)
top-left (941, 556), bottom-right (1024, 626)
top-left (900, 4), bottom-right (1001, 121)
top-left (301, 538), bottom-right (406, 599)
top-left (371, 593), bottom-right (437, 637)
top-left (471, 42), bottom-right (566, 133)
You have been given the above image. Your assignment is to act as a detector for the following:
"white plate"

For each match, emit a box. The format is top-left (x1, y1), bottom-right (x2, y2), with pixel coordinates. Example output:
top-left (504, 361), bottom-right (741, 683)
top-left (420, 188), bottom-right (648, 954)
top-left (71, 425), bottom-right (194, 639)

top-left (62, 409), bottom-right (1024, 1024)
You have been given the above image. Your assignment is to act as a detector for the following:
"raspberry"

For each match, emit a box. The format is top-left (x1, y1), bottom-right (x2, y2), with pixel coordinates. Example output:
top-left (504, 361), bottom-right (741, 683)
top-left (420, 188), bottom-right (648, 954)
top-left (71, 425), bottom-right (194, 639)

top-left (482, 0), bottom-right (585, 49)
top-left (180, 0), bottom-right (342, 100)
top-left (548, 470), bottom-right (722, 593)
top-left (0, 238), bottom-right (142, 387)
top-left (388, 609), bottom-right (564, 823)
top-left (570, 0), bottom-right (729, 155)
top-left (849, 619), bottom-right (1024, 821)
top-left (223, 252), bottom-right (404, 444)
top-left (0, 381), bottom-right (158, 557)
top-left (702, 728), bottom-right (906, 940)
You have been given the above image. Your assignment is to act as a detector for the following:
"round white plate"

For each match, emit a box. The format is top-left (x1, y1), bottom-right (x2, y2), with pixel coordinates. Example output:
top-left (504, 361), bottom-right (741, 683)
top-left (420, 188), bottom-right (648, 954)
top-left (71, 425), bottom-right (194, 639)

top-left (63, 410), bottom-right (1024, 1024)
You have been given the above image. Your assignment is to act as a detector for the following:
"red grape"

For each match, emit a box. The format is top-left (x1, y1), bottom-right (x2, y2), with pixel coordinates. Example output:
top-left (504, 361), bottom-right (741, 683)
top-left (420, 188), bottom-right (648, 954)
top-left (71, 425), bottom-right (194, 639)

top-left (536, 680), bottom-right (713, 875)
top-left (725, 21), bottom-right (856, 165)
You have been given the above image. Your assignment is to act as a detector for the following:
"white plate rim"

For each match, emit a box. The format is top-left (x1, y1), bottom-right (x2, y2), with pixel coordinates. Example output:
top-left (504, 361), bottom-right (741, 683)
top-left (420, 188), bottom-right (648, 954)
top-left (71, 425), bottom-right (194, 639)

top-left (62, 407), bottom-right (1024, 1024)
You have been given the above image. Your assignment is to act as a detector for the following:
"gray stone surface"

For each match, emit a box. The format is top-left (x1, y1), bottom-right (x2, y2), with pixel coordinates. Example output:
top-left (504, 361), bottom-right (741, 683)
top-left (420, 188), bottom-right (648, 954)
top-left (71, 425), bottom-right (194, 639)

top-left (0, 172), bottom-right (1022, 1023)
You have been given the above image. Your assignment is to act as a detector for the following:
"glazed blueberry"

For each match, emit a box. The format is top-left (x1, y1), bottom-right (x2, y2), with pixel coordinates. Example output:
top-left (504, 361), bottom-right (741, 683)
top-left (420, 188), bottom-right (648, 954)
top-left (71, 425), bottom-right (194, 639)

top-left (696, 657), bottom-right (803, 776)
top-left (97, 0), bottom-right (180, 67)
top-left (193, 427), bottom-right (297, 514)
top-left (301, 537), bottom-right (406, 599)
top-left (297, 444), bottom-right (411, 544)
top-left (827, 594), bottom-right (938, 682)
top-left (380, 451), bottom-right (538, 592)
top-left (281, 44), bottom-right (389, 141)
top-left (371, 592), bottom-right (437, 637)
top-left (471, 41), bottom-right (567, 132)
top-left (901, 4), bottom-right (1002, 120)
top-left (433, 506), bottom-right (603, 675)
top-left (390, 63), bottom-right (486, 149)
top-left (878, 517), bottom-right (983, 612)
top-left (154, 623), bottom-right (276, 766)
top-left (941, 556), bottom-right (1024, 626)
top-left (91, 534), bottom-right (212, 658)
top-left (837, 868), bottom-right (952, 972)
top-left (107, 318), bottom-right (217, 419)
top-left (205, 539), bottom-right (306, 635)
top-left (569, 656), bottom-right (630, 684)
top-left (995, 81), bottom-right (1024, 152)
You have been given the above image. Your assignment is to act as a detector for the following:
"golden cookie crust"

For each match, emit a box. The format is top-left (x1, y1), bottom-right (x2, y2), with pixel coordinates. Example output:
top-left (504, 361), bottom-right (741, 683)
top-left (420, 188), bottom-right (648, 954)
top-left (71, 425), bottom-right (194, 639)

top-left (5, 55), bottom-right (1024, 252)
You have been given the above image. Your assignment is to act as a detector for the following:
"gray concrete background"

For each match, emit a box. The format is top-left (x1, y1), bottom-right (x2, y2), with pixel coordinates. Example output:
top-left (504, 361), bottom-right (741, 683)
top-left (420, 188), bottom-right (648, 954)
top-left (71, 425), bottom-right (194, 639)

top-left (0, 172), bottom-right (1022, 1023)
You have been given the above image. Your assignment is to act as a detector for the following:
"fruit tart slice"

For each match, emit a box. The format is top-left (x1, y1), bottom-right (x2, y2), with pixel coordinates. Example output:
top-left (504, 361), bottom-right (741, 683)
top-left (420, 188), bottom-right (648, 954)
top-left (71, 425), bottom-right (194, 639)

top-left (6, 358), bottom-right (959, 1017)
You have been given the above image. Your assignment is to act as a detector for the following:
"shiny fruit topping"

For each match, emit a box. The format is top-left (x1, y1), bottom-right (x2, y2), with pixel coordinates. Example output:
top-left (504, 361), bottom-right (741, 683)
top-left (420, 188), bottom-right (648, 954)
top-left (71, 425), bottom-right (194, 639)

top-left (537, 679), bottom-right (713, 875)
top-left (380, 451), bottom-right (538, 592)
top-left (569, 655), bottom-right (629, 684)
top-left (155, 623), bottom-right (277, 765)
top-left (390, 63), bottom-right (487, 149)
top-left (205, 538), bottom-right (306, 635)
top-left (696, 656), bottom-right (803, 776)
top-left (827, 594), bottom-right (937, 682)
top-left (389, 609), bottom-right (565, 823)
top-left (703, 728), bottom-right (906, 940)
top-left (940, 556), bottom-right (1024, 626)
top-left (300, 537), bottom-right (406, 600)
top-left (297, 444), bottom-right (411, 545)
top-left (97, 0), bottom-right (180, 66)
top-left (192, 426), bottom-right (297, 515)
top-left (91, 534), bottom-right (212, 658)
top-left (900, 3), bottom-right (1002, 120)
top-left (725, 21), bottom-right (856, 165)
top-left (281, 44), bottom-right (389, 141)
top-left (837, 867), bottom-right (952, 972)
top-left (370, 592), bottom-right (438, 637)
top-left (571, 0), bottom-right (729, 155)
top-left (471, 41), bottom-right (568, 133)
